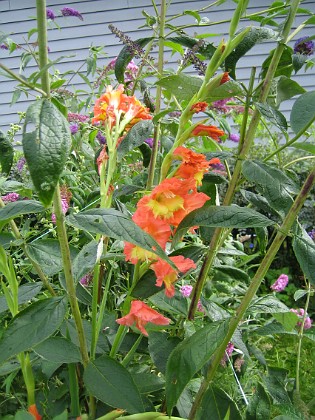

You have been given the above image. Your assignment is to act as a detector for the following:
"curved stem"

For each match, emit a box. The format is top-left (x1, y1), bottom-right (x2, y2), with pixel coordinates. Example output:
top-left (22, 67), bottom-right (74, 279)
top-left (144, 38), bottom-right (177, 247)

top-left (0, 62), bottom-right (47, 96)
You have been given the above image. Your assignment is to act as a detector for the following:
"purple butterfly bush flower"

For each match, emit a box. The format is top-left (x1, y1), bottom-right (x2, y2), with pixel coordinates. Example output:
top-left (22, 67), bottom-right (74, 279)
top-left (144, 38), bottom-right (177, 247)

top-left (61, 7), bottom-right (83, 21)
top-left (0, 43), bottom-right (9, 50)
top-left (1, 192), bottom-right (20, 203)
top-left (46, 8), bottom-right (55, 20)
top-left (229, 133), bottom-right (240, 143)
top-left (290, 308), bottom-right (313, 330)
top-left (96, 131), bottom-right (106, 145)
top-left (180, 285), bottom-right (204, 312)
top-left (307, 229), bottom-right (315, 240)
top-left (270, 273), bottom-right (289, 292)
top-left (144, 138), bottom-right (154, 148)
top-left (70, 123), bottom-right (79, 135)
top-left (80, 273), bottom-right (93, 286)
top-left (68, 112), bottom-right (89, 123)
top-left (16, 157), bottom-right (26, 173)
top-left (294, 36), bottom-right (315, 56)
top-left (221, 342), bottom-right (234, 366)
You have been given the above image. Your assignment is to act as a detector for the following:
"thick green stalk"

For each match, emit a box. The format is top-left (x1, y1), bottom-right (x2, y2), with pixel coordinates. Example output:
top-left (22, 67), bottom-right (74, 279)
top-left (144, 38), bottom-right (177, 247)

top-left (68, 363), bottom-right (80, 417)
top-left (53, 186), bottom-right (89, 367)
top-left (36, 0), bottom-right (50, 96)
top-left (188, 0), bottom-right (302, 320)
top-left (189, 165), bottom-right (315, 419)
top-left (146, 0), bottom-right (167, 189)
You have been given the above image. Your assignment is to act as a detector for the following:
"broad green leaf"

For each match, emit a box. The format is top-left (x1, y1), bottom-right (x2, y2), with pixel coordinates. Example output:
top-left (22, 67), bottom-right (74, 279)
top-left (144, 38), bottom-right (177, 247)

top-left (195, 385), bottom-right (242, 420)
top-left (132, 372), bottom-right (165, 394)
top-left (254, 321), bottom-right (297, 337)
top-left (14, 412), bottom-right (33, 420)
top-left (72, 240), bottom-right (98, 282)
top-left (66, 208), bottom-right (175, 268)
top-left (273, 312), bottom-right (298, 332)
top-left (0, 130), bottom-right (14, 175)
top-left (241, 160), bottom-right (297, 216)
top-left (293, 223), bottom-right (315, 286)
top-left (255, 102), bottom-right (287, 132)
top-left (291, 142), bottom-right (315, 155)
top-left (205, 80), bottom-right (245, 102)
top-left (34, 337), bottom-right (81, 363)
top-left (84, 354), bottom-right (144, 413)
top-left (26, 239), bottom-right (63, 276)
top-left (0, 282), bottom-right (42, 314)
top-left (148, 332), bottom-right (181, 375)
top-left (22, 99), bottom-right (71, 206)
top-left (293, 289), bottom-right (308, 301)
top-left (117, 120), bottom-right (154, 161)
top-left (261, 46), bottom-right (293, 80)
top-left (0, 200), bottom-right (44, 221)
top-left (246, 383), bottom-right (271, 420)
top-left (262, 367), bottom-right (291, 404)
top-left (276, 76), bottom-right (305, 106)
top-left (165, 319), bottom-right (228, 412)
top-left (156, 74), bottom-right (202, 102)
top-left (213, 266), bottom-right (250, 284)
top-left (292, 53), bottom-right (307, 73)
top-left (149, 290), bottom-right (189, 316)
top-left (241, 189), bottom-right (281, 218)
top-left (115, 37), bottom-right (154, 83)
top-left (0, 296), bottom-right (67, 364)
top-left (290, 90), bottom-right (315, 135)
top-left (248, 295), bottom-right (289, 314)
top-left (225, 27), bottom-right (279, 78)
top-left (172, 204), bottom-right (274, 246)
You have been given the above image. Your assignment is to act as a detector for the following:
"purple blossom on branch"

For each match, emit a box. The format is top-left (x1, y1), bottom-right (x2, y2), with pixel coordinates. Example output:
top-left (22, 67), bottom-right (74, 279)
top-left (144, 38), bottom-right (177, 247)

top-left (229, 133), bottom-right (240, 143)
top-left (0, 43), bottom-right (8, 50)
top-left (1, 192), bottom-right (20, 202)
top-left (270, 274), bottom-right (289, 292)
top-left (180, 285), bottom-right (204, 312)
top-left (61, 7), bottom-right (83, 21)
top-left (294, 36), bottom-right (315, 56)
top-left (70, 123), bottom-right (79, 134)
top-left (290, 308), bottom-right (313, 330)
top-left (46, 8), bottom-right (55, 20)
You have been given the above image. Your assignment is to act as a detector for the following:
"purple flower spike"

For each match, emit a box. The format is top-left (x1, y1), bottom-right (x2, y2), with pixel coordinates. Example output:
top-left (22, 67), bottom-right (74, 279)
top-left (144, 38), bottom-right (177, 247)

top-left (1, 192), bottom-right (20, 202)
top-left (16, 157), bottom-right (26, 173)
top-left (70, 123), bottom-right (79, 134)
top-left (271, 274), bottom-right (289, 292)
top-left (144, 138), bottom-right (154, 148)
top-left (229, 133), bottom-right (240, 142)
top-left (61, 7), bottom-right (83, 21)
top-left (96, 131), bottom-right (106, 145)
top-left (0, 43), bottom-right (9, 50)
top-left (294, 36), bottom-right (314, 56)
top-left (46, 8), bottom-right (55, 20)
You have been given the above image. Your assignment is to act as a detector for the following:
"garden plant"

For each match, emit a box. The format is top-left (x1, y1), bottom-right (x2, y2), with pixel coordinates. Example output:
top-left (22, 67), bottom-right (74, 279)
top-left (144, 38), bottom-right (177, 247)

top-left (0, 0), bottom-right (315, 419)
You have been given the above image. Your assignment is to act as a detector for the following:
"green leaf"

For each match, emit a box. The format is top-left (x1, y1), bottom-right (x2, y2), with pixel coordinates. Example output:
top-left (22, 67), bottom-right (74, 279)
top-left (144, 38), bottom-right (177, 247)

top-left (293, 289), bottom-right (308, 301)
top-left (84, 354), bottom-right (144, 413)
top-left (261, 46), bottom-right (293, 79)
top-left (115, 37), bottom-right (154, 83)
top-left (273, 312), bottom-right (298, 332)
top-left (172, 204), bottom-right (274, 246)
top-left (117, 120), bottom-right (154, 161)
top-left (148, 332), bottom-right (181, 375)
top-left (292, 224), bottom-right (315, 286)
top-left (165, 319), bottom-right (228, 413)
top-left (0, 130), bottom-right (14, 175)
top-left (241, 189), bottom-right (281, 218)
top-left (132, 372), bottom-right (165, 394)
top-left (213, 266), bottom-right (250, 284)
top-left (156, 74), bottom-right (202, 102)
top-left (0, 296), bottom-right (67, 364)
top-left (205, 80), bottom-right (245, 102)
top-left (0, 282), bottom-right (42, 314)
top-left (26, 239), bottom-right (63, 276)
top-left (241, 160), bottom-right (297, 216)
top-left (292, 53), bottom-right (307, 73)
top-left (22, 99), bottom-right (71, 206)
top-left (195, 385), bottom-right (242, 420)
top-left (225, 27), bottom-right (279, 78)
top-left (66, 208), bottom-right (175, 268)
top-left (34, 337), bottom-right (81, 363)
top-left (72, 240), bottom-right (98, 282)
top-left (246, 383), bottom-right (271, 420)
top-left (276, 76), bottom-right (306, 106)
top-left (255, 102), bottom-right (287, 132)
top-left (0, 200), bottom-right (44, 221)
top-left (248, 295), bottom-right (289, 314)
top-left (262, 367), bottom-right (291, 404)
top-left (291, 142), bottom-right (315, 155)
top-left (254, 321), bottom-right (297, 337)
top-left (290, 90), bottom-right (315, 135)
top-left (14, 412), bottom-right (34, 420)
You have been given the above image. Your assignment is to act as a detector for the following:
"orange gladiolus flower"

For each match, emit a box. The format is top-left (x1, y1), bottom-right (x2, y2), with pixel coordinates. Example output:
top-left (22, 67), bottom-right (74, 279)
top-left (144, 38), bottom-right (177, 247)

top-left (124, 210), bottom-right (171, 264)
top-left (116, 300), bottom-right (170, 336)
top-left (220, 72), bottom-right (230, 85)
top-left (191, 124), bottom-right (225, 142)
top-left (92, 84), bottom-right (152, 129)
top-left (151, 256), bottom-right (196, 297)
top-left (190, 101), bottom-right (208, 113)
top-left (28, 405), bottom-right (42, 420)
top-left (173, 146), bottom-right (211, 185)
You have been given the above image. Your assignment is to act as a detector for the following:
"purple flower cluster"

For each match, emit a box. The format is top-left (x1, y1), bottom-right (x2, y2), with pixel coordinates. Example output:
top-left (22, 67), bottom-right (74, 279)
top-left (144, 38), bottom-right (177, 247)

top-left (16, 157), bottom-right (26, 173)
top-left (307, 229), bottom-right (315, 240)
top-left (221, 342), bottom-right (234, 366)
top-left (179, 285), bottom-right (204, 312)
top-left (270, 273), bottom-right (289, 292)
top-left (144, 138), bottom-right (154, 148)
top-left (46, 8), bottom-right (55, 20)
top-left (80, 273), bottom-right (93, 286)
top-left (61, 7), bottom-right (83, 20)
top-left (229, 133), bottom-right (240, 143)
top-left (70, 123), bottom-right (79, 135)
top-left (1, 192), bottom-right (20, 202)
top-left (290, 308), bottom-right (312, 330)
top-left (294, 36), bottom-right (315, 56)
top-left (51, 190), bottom-right (70, 224)
top-left (0, 43), bottom-right (9, 50)
top-left (67, 112), bottom-right (89, 123)
top-left (96, 131), bottom-right (106, 145)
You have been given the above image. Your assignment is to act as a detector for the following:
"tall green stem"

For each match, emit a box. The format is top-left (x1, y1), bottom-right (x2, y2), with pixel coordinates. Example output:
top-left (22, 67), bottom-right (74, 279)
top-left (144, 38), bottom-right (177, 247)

top-left (146, 0), bottom-right (167, 189)
top-left (189, 165), bottom-right (315, 419)
top-left (36, 0), bottom-right (50, 96)
top-left (188, 0), bottom-right (302, 320)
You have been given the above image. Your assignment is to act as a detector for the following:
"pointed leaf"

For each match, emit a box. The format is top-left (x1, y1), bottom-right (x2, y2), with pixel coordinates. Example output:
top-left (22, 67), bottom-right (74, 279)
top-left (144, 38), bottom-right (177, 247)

top-left (148, 332), bottom-right (181, 375)
top-left (72, 240), bottom-right (98, 282)
top-left (26, 239), bottom-right (63, 276)
top-left (291, 142), bottom-right (315, 155)
top-left (290, 90), bottom-right (315, 135)
top-left (195, 385), bottom-right (242, 420)
top-left (22, 99), bottom-right (71, 206)
top-left (0, 296), bottom-right (67, 363)
top-left (292, 224), bottom-right (315, 286)
top-left (66, 209), bottom-right (175, 268)
top-left (246, 383), bottom-right (271, 420)
top-left (205, 80), bottom-right (245, 102)
top-left (262, 367), bottom-right (291, 404)
top-left (84, 354), bottom-right (144, 413)
top-left (172, 204), bottom-right (274, 246)
top-left (165, 320), bottom-right (228, 412)
top-left (276, 76), bottom-right (305, 106)
top-left (0, 130), bottom-right (14, 175)
top-left (255, 102), bottom-right (287, 132)
top-left (0, 200), bottom-right (44, 221)
top-left (117, 120), bottom-right (153, 161)
top-left (156, 74), bottom-right (202, 102)
top-left (34, 337), bottom-right (81, 363)
top-left (0, 282), bottom-right (42, 314)
top-left (248, 295), bottom-right (289, 314)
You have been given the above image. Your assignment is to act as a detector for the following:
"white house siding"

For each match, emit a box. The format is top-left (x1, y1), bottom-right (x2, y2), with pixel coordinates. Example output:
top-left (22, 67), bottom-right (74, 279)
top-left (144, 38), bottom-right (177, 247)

top-left (0, 0), bottom-right (314, 135)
